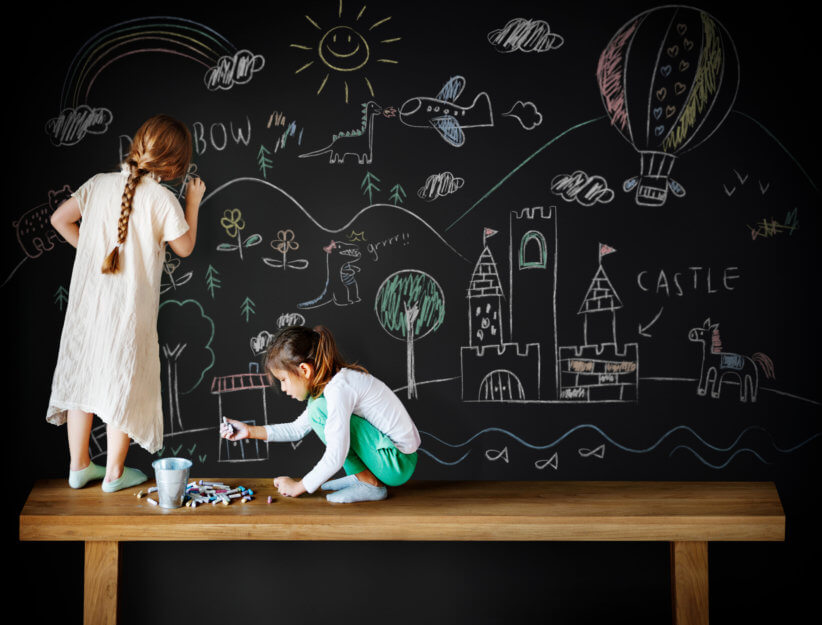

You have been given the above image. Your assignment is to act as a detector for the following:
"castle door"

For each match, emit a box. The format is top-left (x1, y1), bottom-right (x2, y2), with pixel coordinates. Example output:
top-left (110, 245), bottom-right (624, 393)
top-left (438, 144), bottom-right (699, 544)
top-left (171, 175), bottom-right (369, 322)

top-left (479, 370), bottom-right (525, 401)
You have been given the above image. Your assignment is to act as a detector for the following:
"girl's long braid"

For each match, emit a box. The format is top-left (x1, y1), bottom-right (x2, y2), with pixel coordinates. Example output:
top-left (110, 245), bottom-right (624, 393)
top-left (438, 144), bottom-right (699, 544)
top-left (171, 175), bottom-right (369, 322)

top-left (101, 159), bottom-right (148, 274)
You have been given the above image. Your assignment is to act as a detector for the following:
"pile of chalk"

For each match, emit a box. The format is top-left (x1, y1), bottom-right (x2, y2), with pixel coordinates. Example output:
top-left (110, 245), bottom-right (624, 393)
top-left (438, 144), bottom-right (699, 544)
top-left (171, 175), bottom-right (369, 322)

top-left (136, 480), bottom-right (256, 508)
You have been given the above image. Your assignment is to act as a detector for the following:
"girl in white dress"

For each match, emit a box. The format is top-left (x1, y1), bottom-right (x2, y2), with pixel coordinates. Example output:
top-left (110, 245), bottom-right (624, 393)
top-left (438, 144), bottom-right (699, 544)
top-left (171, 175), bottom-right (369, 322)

top-left (47, 114), bottom-right (205, 492)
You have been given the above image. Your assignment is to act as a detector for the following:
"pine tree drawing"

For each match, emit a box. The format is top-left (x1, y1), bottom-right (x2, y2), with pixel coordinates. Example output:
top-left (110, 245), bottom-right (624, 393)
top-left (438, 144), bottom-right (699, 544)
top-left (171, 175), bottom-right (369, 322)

top-left (54, 285), bottom-right (69, 311)
top-left (240, 297), bottom-right (256, 323)
top-left (361, 171), bottom-right (381, 204)
top-left (389, 183), bottom-right (407, 205)
top-left (257, 145), bottom-right (273, 179)
top-left (205, 265), bottom-right (221, 299)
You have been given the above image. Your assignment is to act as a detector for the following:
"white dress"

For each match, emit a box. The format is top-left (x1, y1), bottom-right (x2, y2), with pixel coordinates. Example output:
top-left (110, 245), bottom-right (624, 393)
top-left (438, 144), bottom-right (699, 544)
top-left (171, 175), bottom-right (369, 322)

top-left (46, 164), bottom-right (190, 452)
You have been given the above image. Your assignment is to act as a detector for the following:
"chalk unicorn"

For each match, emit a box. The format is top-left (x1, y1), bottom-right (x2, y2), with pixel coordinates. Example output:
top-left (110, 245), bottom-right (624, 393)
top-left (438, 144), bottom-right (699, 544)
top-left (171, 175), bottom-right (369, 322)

top-left (688, 318), bottom-right (774, 402)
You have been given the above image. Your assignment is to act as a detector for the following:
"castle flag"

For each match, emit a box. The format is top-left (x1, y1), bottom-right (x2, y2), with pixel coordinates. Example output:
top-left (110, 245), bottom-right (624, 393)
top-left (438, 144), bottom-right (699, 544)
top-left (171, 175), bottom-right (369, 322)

top-left (599, 243), bottom-right (616, 260)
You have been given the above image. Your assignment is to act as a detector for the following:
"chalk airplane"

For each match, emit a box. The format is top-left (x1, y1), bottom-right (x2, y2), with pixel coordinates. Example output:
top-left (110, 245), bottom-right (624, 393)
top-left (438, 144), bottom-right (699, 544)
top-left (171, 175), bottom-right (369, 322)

top-left (398, 75), bottom-right (494, 147)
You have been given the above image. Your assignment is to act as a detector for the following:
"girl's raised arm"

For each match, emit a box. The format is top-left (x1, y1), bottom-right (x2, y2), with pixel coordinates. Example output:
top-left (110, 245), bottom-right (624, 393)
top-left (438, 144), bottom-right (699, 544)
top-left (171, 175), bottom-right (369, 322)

top-left (167, 177), bottom-right (205, 258)
top-left (50, 197), bottom-right (82, 248)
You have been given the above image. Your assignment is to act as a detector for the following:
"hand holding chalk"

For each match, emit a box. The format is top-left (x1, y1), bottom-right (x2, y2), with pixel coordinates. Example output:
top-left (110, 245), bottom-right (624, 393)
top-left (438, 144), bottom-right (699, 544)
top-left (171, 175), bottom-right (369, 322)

top-left (220, 417), bottom-right (249, 441)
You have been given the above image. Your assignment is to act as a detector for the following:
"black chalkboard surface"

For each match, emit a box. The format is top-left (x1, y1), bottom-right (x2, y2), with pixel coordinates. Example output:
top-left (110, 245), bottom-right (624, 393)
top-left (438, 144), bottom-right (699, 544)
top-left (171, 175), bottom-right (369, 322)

top-left (8, 1), bottom-right (820, 623)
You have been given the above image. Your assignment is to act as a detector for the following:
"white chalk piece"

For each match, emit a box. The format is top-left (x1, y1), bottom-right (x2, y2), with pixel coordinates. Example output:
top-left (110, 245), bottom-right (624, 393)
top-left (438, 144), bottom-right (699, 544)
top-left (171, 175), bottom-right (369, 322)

top-left (136, 490), bottom-right (145, 498)
top-left (147, 498), bottom-right (158, 506)
top-left (222, 416), bottom-right (235, 436)
top-left (148, 486), bottom-right (158, 494)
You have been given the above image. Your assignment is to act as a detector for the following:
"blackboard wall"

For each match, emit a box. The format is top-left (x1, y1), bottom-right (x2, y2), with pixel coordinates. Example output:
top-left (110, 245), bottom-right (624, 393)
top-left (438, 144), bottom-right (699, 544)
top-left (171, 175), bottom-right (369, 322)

top-left (8, 2), bottom-right (820, 623)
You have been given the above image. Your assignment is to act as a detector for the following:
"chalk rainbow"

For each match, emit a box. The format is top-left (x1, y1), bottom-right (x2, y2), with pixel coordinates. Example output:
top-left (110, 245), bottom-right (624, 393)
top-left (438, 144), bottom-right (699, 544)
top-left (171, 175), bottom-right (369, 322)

top-left (60, 16), bottom-right (237, 109)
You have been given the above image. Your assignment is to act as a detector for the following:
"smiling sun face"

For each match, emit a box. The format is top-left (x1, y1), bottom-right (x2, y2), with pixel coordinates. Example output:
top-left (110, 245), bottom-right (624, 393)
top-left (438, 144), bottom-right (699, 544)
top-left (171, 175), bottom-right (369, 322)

top-left (292, 1), bottom-right (400, 103)
top-left (319, 26), bottom-right (369, 71)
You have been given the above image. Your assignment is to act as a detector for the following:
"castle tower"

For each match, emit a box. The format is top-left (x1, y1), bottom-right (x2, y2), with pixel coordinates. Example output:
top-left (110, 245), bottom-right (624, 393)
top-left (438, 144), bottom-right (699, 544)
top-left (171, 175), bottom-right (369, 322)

top-left (509, 206), bottom-right (557, 398)
top-left (558, 244), bottom-right (638, 402)
top-left (579, 264), bottom-right (622, 346)
top-left (460, 231), bottom-right (540, 401)
top-left (467, 246), bottom-right (505, 347)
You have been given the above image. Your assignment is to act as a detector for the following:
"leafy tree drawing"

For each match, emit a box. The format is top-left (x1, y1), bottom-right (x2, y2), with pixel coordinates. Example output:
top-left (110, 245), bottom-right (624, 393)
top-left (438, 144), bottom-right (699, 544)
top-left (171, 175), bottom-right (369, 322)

top-left (361, 171), bottom-right (381, 204)
top-left (375, 270), bottom-right (445, 399)
top-left (158, 299), bottom-right (216, 436)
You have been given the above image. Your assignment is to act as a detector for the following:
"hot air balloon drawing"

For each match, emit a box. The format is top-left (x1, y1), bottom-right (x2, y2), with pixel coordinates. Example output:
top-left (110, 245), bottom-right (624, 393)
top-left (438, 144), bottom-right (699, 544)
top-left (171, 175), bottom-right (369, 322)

top-left (596, 6), bottom-right (739, 206)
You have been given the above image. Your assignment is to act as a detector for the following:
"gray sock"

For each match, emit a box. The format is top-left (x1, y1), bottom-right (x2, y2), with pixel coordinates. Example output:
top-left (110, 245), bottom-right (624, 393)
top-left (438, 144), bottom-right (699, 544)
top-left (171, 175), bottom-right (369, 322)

top-left (326, 480), bottom-right (387, 503)
top-left (321, 474), bottom-right (360, 491)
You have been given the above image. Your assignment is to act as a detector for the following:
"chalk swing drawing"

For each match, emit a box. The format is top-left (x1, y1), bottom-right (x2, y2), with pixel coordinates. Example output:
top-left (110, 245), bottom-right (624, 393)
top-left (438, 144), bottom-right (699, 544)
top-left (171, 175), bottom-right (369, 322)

top-left (688, 318), bottom-right (775, 402)
top-left (210, 372), bottom-right (271, 463)
top-left (596, 6), bottom-right (739, 206)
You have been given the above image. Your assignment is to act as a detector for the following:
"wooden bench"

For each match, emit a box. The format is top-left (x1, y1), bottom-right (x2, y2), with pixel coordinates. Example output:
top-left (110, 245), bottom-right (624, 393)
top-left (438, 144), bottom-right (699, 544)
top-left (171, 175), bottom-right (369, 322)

top-left (19, 479), bottom-right (784, 625)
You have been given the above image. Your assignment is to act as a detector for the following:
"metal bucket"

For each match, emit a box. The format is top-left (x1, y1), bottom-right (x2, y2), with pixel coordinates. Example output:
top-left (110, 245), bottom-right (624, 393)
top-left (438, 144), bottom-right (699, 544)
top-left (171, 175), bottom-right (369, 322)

top-left (151, 458), bottom-right (192, 508)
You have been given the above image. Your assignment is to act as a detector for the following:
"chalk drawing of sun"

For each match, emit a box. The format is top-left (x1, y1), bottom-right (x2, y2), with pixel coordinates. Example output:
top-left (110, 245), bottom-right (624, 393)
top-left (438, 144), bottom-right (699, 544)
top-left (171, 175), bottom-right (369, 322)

top-left (291, 0), bottom-right (400, 103)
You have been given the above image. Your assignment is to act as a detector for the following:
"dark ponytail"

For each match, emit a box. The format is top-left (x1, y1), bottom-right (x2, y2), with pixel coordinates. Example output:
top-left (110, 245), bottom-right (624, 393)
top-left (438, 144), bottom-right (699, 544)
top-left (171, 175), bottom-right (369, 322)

top-left (264, 325), bottom-right (367, 398)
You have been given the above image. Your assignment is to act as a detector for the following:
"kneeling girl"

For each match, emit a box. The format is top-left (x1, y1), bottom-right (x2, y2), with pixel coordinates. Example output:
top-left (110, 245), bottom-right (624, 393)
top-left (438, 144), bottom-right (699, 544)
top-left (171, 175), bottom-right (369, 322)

top-left (221, 325), bottom-right (420, 503)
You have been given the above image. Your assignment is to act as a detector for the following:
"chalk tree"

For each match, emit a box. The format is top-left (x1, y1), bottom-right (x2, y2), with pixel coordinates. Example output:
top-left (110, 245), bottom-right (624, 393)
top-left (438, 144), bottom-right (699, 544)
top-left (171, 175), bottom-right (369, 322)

top-left (158, 299), bottom-right (215, 435)
top-left (374, 270), bottom-right (445, 399)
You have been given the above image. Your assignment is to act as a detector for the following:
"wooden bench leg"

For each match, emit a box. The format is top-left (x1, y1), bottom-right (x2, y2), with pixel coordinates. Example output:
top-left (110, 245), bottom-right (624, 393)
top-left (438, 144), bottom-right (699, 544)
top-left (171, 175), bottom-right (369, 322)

top-left (85, 541), bottom-right (120, 625)
top-left (670, 541), bottom-right (709, 625)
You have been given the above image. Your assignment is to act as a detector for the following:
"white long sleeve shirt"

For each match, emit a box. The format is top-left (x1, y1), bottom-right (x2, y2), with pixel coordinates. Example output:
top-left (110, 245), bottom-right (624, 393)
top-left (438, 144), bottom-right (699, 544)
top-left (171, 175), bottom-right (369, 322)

top-left (264, 368), bottom-right (421, 493)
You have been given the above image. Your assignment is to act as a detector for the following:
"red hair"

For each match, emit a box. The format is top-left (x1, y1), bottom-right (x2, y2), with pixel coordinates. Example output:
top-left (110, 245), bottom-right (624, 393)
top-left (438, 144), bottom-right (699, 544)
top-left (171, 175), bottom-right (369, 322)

top-left (101, 114), bottom-right (192, 274)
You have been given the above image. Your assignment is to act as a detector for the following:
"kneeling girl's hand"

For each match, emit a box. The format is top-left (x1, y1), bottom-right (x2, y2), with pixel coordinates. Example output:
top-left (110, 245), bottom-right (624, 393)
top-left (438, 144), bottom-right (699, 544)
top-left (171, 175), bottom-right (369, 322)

top-left (220, 418), bottom-right (249, 441)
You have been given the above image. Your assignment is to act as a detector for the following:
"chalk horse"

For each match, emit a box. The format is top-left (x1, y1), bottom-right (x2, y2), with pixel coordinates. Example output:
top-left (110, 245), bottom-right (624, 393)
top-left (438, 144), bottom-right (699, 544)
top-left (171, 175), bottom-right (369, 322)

top-left (688, 318), bottom-right (774, 402)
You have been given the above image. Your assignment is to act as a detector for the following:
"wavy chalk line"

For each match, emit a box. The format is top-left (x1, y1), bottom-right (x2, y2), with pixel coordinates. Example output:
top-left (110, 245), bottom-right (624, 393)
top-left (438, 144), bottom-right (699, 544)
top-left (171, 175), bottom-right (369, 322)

top-left (419, 425), bottom-right (822, 455)
top-left (201, 178), bottom-right (470, 262)
top-left (669, 446), bottom-right (773, 469)
top-left (417, 447), bottom-right (471, 466)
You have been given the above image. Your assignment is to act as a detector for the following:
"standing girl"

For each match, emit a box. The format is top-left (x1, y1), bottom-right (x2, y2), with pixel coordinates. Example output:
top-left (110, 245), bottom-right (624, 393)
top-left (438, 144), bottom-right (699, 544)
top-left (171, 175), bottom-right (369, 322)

top-left (221, 325), bottom-right (420, 503)
top-left (47, 114), bottom-right (205, 492)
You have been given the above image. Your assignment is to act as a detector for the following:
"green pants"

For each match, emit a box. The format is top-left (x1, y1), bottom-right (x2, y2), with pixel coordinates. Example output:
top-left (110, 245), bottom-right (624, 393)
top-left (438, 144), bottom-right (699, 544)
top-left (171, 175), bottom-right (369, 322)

top-left (307, 396), bottom-right (417, 487)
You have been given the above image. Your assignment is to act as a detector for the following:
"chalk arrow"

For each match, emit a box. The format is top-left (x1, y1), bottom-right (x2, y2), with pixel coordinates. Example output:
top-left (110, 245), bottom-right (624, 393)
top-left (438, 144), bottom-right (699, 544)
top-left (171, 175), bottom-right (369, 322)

top-left (290, 440), bottom-right (303, 450)
top-left (733, 169), bottom-right (749, 184)
top-left (638, 306), bottom-right (664, 337)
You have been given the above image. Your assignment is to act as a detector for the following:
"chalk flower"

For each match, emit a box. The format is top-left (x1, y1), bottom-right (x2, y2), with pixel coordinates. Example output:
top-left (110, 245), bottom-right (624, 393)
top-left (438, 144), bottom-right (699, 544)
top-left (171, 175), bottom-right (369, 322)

top-left (221, 209), bottom-right (246, 238)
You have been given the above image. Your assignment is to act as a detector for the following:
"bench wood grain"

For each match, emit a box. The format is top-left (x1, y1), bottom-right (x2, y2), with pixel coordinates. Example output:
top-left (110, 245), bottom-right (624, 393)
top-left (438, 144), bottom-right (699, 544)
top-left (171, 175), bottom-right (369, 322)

top-left (19, 479), bottom-right (784, 625)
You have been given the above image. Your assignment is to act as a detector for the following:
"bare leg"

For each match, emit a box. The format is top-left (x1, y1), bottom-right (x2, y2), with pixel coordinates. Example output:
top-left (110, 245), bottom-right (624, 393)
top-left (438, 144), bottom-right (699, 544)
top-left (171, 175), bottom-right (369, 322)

top-left (355, 468), bottom-right (383, 487)
top-left (104, 424), bottom-right (131, 482)
top-left (67, 409), bottom-right (94, 471)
